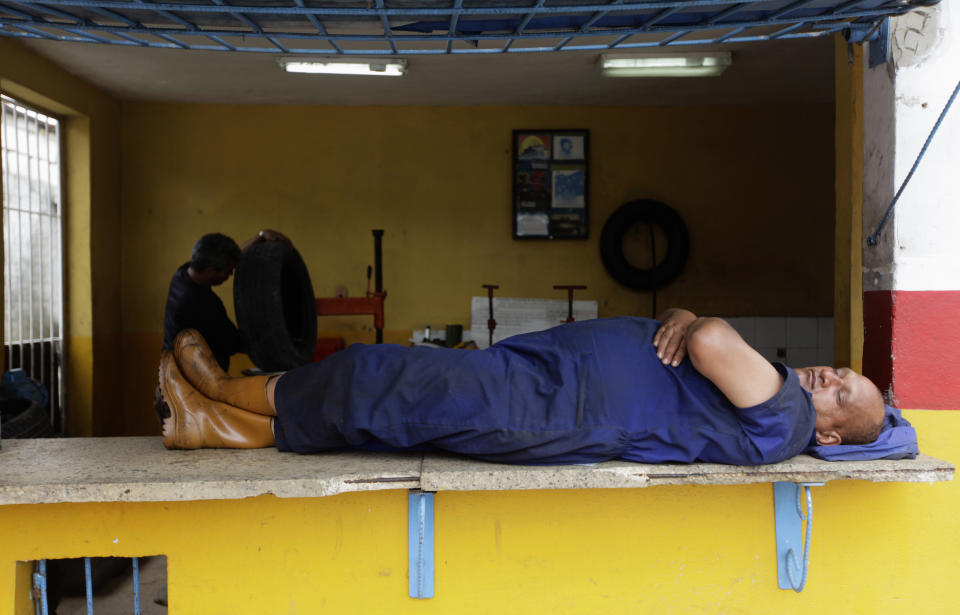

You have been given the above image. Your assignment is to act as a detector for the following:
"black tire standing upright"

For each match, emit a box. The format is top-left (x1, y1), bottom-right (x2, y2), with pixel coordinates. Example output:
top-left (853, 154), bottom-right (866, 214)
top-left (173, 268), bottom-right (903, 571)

top-left (234, 241), bottom-right (317, 371)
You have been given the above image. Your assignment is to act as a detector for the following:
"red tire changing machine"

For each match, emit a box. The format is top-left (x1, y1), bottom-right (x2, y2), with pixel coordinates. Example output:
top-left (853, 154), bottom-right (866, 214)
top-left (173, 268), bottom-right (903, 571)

top-left (313, 229), bottom-right (386, 360)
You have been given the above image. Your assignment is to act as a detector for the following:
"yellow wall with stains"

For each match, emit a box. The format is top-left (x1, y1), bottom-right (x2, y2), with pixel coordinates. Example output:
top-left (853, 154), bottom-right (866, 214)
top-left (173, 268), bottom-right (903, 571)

top-left (118, 101), bottom-right (835, 434)
top-left (0, 411), bottom-right (957, 615)
top-left (3, 39), bottom-right (837, 436)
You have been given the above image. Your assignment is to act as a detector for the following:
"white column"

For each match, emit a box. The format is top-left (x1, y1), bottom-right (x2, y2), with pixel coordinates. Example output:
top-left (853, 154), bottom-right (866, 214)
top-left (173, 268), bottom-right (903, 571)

top-left (862, 3), bottom-right (960, 408)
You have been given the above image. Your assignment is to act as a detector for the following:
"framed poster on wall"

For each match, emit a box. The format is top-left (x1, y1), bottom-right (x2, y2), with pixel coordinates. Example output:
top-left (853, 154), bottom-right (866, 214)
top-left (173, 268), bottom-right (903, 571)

top-left (513, 129), bottom-right (589, 240)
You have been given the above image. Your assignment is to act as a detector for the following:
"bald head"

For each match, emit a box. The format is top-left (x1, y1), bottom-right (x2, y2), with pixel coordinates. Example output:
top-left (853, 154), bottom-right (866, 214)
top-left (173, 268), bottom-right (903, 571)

top-left (794, 367), bottom-right (885, 446)
top-left (837, 383), bottom-right (884, 445)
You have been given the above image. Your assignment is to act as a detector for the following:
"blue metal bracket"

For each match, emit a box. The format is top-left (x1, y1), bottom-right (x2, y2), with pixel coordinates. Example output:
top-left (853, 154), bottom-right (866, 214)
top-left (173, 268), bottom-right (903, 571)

top-left (868, 18), bottom-right (890, 68)
top-left (841, 16), bottom-right (890, 68)
top-left (408, 490), bottom-right (435, 599)
top-left (844, 20), bottom-right (878, 44)
top-left (773, 481), bottom-right (824, 592)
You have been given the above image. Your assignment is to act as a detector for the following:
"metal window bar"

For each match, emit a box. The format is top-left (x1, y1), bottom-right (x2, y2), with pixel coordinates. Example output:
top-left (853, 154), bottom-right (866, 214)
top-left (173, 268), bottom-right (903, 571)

top-left (0, 95), bottom-right (65, 432)
top-left (31, 557), bottom-right (144, 615)
top-left (0, 0), bottom-right (936, 55)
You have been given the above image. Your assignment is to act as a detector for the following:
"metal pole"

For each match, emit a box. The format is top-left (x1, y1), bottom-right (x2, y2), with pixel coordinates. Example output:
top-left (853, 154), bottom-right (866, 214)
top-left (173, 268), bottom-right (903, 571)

top-left (1, 100), bottom-right (13, 373)
top-left (50, 118), bottom-right (60, 428)
top-left (482, 284), bottom-right (499, 347)
top-left (132, 557), bottom-right (141, 615)
top-left (553, 285), bottom-right (586, 323)
top-left (37, 559), bottom-right (49, 615)
top-left (25, 110), bottom-right (36, 376)
top-left (43, 115), bottom-right (56, 428)
top-left (84, 557), bottom-right (94, 614)
top-left (55, 121), bottom-right (65, 429)
top-left (372, 229), bottom-right (384, 344)
top-left (14, 104), bottom-right (25, 367)
top-left (31, 109), bottom-right (44, 404)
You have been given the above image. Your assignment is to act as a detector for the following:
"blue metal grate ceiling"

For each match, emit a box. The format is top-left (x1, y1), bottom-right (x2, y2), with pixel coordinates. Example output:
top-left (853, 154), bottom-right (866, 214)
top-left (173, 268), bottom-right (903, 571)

top-left (0, 0), bottom-right (940, 56)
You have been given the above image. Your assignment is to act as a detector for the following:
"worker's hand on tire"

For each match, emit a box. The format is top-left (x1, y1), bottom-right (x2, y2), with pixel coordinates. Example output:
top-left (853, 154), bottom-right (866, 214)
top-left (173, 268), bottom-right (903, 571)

top-left (653, 308), bottom-right (697, 367)
top-left (240, 230), bottom-right (293, 253)
top-left (257, 229), bottom-right (293, 246)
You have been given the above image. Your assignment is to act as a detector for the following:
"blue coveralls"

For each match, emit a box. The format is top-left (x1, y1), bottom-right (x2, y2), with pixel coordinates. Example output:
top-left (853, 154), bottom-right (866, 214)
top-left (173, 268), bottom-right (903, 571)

top-left (273, 317), bottom-right (816, 465)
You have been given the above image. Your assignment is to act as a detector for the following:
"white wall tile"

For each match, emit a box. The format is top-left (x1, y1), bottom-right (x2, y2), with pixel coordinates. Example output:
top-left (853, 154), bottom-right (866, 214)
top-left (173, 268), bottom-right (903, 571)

top-left (756, 346), bottom-right (786, 363)
top-left (817, 348), bottom-right (834, 366)
top-left (787, 348), bottom-right (818, 368)
top-left (817, 318), bottom-right (834, 349)
top-left (786, 318), bottom-right (818, 348)
top-left (725, 317), bottom-right (756, 346)
top-left (755, 318), bottom-right (786, 347)
top-left (722, 316), bottom-right (835, 367)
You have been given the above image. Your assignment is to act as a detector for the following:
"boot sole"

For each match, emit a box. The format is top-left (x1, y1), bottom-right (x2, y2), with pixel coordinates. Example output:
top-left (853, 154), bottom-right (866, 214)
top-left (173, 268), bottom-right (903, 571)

top-left (158, 352), bottom-right (194, 449)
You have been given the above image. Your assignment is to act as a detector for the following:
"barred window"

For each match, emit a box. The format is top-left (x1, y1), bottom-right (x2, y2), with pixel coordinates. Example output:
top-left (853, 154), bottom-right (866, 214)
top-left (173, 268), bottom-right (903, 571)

top-left (1, 94), bottom-right (65, 431)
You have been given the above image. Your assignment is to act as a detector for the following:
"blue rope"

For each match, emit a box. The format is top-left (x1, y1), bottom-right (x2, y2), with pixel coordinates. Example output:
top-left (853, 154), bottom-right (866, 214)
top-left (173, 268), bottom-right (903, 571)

top-left (867, 78), bottom-right (960, 246)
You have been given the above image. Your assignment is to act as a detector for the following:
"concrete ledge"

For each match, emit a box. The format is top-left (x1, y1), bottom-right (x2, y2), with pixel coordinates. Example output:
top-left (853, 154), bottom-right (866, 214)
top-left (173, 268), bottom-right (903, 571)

top-left (0, 437), bottom-right (952, 505)
top-left (419, 454), bottom-right (954, 492)
top-left (0, 437), bottom-right (421, 504)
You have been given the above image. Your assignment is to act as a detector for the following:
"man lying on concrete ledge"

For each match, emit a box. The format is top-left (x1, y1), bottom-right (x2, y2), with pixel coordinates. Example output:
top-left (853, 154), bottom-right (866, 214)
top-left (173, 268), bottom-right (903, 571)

top-left (155, 309), bottom-right (885, 465)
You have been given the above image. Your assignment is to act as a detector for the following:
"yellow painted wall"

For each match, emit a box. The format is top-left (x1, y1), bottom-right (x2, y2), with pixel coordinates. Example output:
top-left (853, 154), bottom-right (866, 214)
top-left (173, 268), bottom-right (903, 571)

top-left (12, 563), bottom-right (29, 615)
top-left (0, 410), bottom-right (957, 614)
top-left (0, 40), bottom-right (122, 436)
top-left (120, 102), bottom-right (835, 435)
top-left (0, 41), bottom-right (838, 437)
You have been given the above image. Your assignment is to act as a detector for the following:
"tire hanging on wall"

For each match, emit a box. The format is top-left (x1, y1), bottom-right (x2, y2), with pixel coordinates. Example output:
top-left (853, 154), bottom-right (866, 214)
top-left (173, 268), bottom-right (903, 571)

top-left (234, 241), bottom-right (317, 372)
top-left (599, 199), bottom-right (690, 291)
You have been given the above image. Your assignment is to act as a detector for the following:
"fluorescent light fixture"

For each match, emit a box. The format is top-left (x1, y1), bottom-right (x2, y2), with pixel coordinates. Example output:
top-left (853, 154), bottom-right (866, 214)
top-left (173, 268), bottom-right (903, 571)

top-left (600, 52), bottom-right (732, 77)
top-left (280, 58), bottom-right (407, 77)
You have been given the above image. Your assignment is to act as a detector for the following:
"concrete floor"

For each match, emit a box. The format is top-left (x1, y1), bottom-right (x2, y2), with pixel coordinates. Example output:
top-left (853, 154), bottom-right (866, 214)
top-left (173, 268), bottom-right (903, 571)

top-left (56, 556), bottom-right (166, 615)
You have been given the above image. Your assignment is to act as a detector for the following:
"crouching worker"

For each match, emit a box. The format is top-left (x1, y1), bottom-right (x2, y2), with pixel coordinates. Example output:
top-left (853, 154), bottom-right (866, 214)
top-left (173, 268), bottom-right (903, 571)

top-left (155, 308), bottom-right (885, 465)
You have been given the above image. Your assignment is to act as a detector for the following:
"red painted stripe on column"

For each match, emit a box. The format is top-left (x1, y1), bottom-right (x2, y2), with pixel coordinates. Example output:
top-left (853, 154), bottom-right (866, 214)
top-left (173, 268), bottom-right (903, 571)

top-left (865, 290), bottom-right (960, 409)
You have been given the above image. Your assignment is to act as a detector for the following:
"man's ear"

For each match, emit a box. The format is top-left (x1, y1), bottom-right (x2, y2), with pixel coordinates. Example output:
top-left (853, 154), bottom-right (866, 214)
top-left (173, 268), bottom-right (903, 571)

top-left (816, 429), bottom-right (841, 446)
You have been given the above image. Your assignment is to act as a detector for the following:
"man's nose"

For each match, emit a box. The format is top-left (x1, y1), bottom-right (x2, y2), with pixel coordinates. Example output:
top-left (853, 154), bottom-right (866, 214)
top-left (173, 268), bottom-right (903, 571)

top-left (821, 369), bottom-right (840, 385)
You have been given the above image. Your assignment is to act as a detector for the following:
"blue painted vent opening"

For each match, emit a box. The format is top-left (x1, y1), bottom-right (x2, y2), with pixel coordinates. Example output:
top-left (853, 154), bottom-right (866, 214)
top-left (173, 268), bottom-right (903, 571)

top-left (25, 555), bottom-right (167, 614)
top-left (0, 0), bottom-right (940, 56)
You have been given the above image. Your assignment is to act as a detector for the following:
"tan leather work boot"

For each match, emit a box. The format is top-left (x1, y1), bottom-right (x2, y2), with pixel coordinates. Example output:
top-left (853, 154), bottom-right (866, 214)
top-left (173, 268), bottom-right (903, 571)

top-left (157, 351), bottom-right (275, 449)
top-left (173, 329), bottom-right (276, 415)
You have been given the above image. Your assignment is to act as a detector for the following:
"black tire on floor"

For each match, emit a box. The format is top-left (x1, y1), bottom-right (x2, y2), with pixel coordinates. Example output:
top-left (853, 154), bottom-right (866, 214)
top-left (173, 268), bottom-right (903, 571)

top-left (234, 241), bottom-right (317, 371)
top-left (599, 199), bottom-right (690, 291)
top-left (0, 398), bottom-right (54, 438)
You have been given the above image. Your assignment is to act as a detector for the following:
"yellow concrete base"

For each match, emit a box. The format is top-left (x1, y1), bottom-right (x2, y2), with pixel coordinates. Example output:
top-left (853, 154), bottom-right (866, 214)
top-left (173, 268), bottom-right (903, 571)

top-left (2, 409), bottom-right (956, 614)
